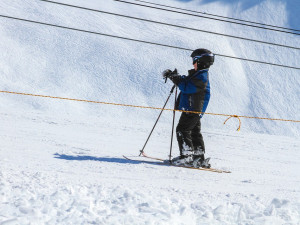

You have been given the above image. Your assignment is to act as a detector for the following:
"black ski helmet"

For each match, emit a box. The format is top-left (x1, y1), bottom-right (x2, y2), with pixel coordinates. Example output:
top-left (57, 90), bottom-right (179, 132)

top-left (191, 48), bottom-right (214, 70)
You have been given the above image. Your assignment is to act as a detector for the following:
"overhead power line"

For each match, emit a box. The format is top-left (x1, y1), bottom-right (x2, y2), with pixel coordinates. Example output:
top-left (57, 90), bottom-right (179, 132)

top-left (39, 0), bottom-right (300, 51)
top-left (133, 0), bottom-right (300, 33)
top-left (113, 0), bottom-right (300, 36)
top-left (0, 14), bottom-right (299, 70)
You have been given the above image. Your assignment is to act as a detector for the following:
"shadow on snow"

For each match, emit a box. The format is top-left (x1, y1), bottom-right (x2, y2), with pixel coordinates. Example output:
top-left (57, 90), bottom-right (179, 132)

top-left (54, 153), bottom-right (166, 166)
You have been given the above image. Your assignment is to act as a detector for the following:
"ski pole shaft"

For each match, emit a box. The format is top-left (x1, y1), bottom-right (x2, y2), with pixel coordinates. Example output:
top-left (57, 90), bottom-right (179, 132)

top-left (169, 87), bottom-right (177, 161)
top-left (140, 85), bottom-right (176, 155)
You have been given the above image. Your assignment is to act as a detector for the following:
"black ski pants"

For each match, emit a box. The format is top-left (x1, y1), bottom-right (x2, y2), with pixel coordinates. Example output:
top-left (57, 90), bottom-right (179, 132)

top-left (176, 112), bottom-right (205, 156)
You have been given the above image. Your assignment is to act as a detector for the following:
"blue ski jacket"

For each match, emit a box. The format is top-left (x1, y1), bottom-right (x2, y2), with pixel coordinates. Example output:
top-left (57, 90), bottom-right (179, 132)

top-left (170, 69), bottom-right (210, 118)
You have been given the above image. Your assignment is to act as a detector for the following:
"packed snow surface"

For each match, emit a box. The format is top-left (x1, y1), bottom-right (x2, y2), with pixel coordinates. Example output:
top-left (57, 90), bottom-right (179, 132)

top-left (0, 0), bottom-right (300, 224)
top-left (1, 111), bottom-right (300, 224)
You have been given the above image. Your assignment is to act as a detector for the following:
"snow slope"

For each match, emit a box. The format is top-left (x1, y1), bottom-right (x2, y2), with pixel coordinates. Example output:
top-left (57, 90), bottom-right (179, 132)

top-left (0, 0), bottom-right (299, 135)
top-left (1, 111), bottom-right (300, 224)
top-left (0, 0), bottom-right (300, 224)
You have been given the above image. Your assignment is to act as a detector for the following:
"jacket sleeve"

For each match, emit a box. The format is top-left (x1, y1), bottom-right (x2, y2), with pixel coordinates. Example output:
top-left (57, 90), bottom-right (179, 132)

top-left (179, 72), bottom-right (208, 94)
top-left (178, 75), bottom-right (207, 94)
top-left (168, 75), bottom-right (186, 86)
top-left (169, 75), bottom-right (199, 94)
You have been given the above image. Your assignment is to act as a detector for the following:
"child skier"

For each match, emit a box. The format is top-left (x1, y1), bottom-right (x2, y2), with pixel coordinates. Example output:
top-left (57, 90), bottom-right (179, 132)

top-left (162, 48), bottom-right (214, 168)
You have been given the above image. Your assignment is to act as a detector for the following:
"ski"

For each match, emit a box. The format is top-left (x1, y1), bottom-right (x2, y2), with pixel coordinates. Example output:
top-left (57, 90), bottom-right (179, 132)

top-left (123, 155), bottom-right (231, 173)
top-left (123, 155), bottom-right (164, 165)
top-left (140, 152), bottom-right (231, 173)
top-left (140, 151), bottom-right (164, 161)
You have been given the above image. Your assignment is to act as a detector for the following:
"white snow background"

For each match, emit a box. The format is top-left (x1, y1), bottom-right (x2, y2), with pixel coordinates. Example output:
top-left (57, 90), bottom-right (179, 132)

top-left (0, 0), bottom-right (300, 224)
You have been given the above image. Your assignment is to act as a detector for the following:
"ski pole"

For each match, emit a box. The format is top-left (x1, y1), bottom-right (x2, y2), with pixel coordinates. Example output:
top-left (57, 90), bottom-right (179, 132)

top-left (139, 85), bottom-right (176, 156)
top-left (168, 86), bottom-right (177, 162)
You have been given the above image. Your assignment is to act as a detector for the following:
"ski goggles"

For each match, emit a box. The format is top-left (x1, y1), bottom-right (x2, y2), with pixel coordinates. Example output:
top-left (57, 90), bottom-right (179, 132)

top-left (192, 56), bottom-right (202, 64)
top-left (192, 53), bottom-right (214, 64)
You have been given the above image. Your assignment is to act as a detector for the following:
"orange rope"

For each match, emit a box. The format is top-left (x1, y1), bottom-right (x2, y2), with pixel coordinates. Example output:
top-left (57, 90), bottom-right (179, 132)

top-left (1, 90), bottom-right (299, 127)
top-left (223, 115), bottom-right (242, 131)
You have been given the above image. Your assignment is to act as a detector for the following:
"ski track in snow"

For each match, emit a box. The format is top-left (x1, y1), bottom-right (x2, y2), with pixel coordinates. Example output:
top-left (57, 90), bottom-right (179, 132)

top-left (0, 111), bottom-right (300, 224)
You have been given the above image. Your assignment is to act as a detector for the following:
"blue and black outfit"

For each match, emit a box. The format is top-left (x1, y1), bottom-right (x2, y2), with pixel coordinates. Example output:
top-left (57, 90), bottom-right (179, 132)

top-left (169, 68), bottom-right (210, 156)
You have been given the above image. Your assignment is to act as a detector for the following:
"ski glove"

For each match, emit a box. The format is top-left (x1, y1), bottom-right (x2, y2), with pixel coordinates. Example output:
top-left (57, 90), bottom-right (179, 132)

top-left (162, 69), bottom-right (178, 79)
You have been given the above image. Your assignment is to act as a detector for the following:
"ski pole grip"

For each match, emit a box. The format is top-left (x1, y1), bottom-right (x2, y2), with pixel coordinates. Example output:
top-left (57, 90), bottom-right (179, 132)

top-left (170, 85), bottom-right (176, 93)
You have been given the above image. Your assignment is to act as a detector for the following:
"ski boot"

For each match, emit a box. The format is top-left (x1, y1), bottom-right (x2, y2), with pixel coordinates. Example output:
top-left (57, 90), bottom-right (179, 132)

top-left (192, 147), bottom-right (211, 168)
top-left (192, 156), bottom-right (211, 168)
top-left (170, 154), bottom-right (193, 166)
